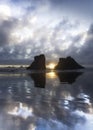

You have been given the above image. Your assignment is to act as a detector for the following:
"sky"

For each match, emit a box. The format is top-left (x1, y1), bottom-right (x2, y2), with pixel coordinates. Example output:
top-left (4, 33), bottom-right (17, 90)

top-left (0, 0), bottom-right (93, 65)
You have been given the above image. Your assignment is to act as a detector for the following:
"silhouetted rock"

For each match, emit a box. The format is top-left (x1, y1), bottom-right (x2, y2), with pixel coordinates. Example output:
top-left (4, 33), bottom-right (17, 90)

top-left (30, 73), bottom-right (46, 88)
top-left (27, 54), bottom-right (46, 70)
top-left (57, 72), bottom-right (83, 84)
top-left (55, 56), bottom-right (84, 70)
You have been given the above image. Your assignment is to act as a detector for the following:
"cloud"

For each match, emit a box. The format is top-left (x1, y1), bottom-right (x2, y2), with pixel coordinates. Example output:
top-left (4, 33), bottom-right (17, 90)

top-left (75, 24), bottom-right (93, 64)
top-left (0, 14), bottom-right (88, 63)
top-left (0, 19), bottom-right (17, 46)
top-left (0, 0), bottom-right (93, 65)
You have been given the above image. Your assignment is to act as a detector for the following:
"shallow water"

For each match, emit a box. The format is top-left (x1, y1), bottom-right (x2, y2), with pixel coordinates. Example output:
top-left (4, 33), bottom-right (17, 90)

top-left (0, 68), bottom-right (93, 130)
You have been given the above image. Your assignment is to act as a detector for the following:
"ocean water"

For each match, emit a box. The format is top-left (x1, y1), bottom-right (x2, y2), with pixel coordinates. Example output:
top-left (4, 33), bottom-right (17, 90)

top-left (0, 67), bottom-right (93, 130)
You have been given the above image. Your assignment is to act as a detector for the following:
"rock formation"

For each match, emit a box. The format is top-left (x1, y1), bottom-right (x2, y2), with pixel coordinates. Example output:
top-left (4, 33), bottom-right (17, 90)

top-left (27, 54), bottom-right (46, 70)
top-left (55, 56), bottom-right (84, 70)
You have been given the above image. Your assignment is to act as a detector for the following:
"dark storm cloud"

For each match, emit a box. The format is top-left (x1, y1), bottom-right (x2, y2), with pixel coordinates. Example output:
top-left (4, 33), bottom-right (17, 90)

top-left (49, 0), bottom-right (93, 10)
top-left (0, 44), bottom-right (27, 59)
top-left (88, 24), bottom-right (93, 34)
top-left (0, 19), bottom-right (18, 46)
top-left (75, 24), bottom-right (93, 64)
top-left (0, 21), bottom-right (11, 46)
top-left (49, 0), bottom-right (93, 22)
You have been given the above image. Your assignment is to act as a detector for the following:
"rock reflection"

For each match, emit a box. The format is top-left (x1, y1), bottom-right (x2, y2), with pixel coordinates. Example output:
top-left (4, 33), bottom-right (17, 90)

top-left (57, 72), bottom-right (83, 84)
top-left (29, 71), bottom-right (82, 87)
top-left (29, 72), bottom-right (46, 88)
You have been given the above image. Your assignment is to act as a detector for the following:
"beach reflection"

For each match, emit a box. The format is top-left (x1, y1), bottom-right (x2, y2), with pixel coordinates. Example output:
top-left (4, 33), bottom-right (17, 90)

top-left (46, 71), bottom-right (57, 79)
top-left (30, 72), bottom-right (46, 88)
top-left (0, 70), bottom-right (93, 130)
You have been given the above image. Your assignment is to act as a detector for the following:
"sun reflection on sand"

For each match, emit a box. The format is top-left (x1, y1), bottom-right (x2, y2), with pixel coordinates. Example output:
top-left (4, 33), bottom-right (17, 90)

top-left (46, 71), bottom-right (57, 79)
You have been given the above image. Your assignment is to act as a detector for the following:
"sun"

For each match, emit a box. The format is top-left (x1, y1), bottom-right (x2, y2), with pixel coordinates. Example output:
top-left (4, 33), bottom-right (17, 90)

top-left (47, 63), bottom-right (56, 70)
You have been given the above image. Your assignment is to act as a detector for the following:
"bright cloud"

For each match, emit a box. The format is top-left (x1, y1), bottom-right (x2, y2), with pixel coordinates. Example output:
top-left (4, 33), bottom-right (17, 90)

top-left (0, 4), bottom-right (11, 20)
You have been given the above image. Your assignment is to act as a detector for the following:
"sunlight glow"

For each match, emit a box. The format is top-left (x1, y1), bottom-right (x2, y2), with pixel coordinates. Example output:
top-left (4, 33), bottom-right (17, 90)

top-left (46, 72), bottom-right (57, 79)
top-left (47, 63), bottom-right (56, 69)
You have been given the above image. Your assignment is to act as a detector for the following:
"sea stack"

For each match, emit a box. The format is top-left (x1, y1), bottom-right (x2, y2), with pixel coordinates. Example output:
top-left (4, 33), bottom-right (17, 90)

top-left (27, 54), bottom-right (46, 70)
top-left (55, 56), bottom-right (84, 70)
